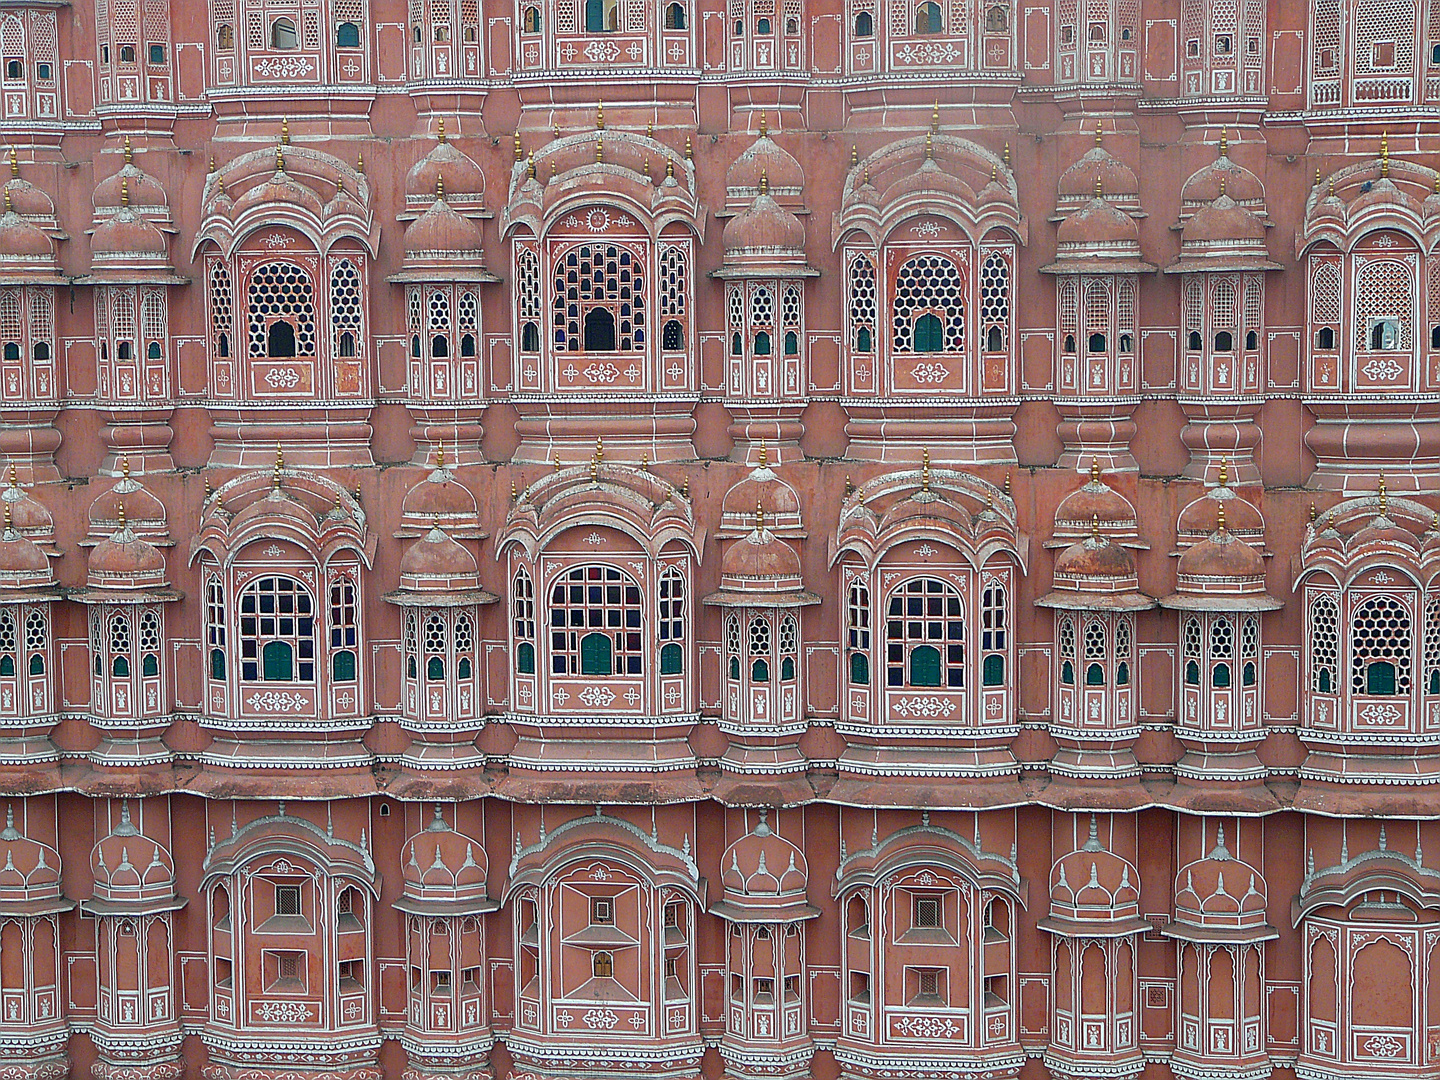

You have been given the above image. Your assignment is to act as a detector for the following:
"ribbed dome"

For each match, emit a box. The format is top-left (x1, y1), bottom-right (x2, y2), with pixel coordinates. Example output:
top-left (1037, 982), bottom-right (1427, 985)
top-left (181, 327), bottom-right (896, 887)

top-left (87, 523), bottom-right (167, 588)
top-left (0, 204), bottom-right (54, 261)
top-left (89, 470), bottom-right (167, 542)
top-left (1054, 533), bottom-right (1137, 582)
top-left (719, 460), bottom-right (803, 537)
top-left (722, 190), bottom-right (806, 257)
top-left (721, 813), bottom-right (808, 900)
top-left (403, 192), bottom-right (484, 258)
top-left (1051, 465), bottom-right (1139, 545)
top-left (1173, 830), bottom-right (1267, 928)
top-left (90, 804), bottom-right (176, 906)
top-left (94, 158), bottom-right (169, 215)
top-left (400, 807), bottom-right (490, 907)
top-left (1176, 527), bottom-right (1265, 581)
top-left (407, 139), bottom-right (486, 205)
top-left (1182, 194), bottom-right (1266, 246)
top-left (0, 520), bottom-right (52, 590)
top-left (0, 806), bottom-right (62, 904)
top-left (1056, 195), bottom-right (1140, 247)
top-left (1049, 821), bottom-right (1141, 925)
top-left (398, 526), bottom-right (480, 591)
top-left (721, 525), bottom-right (802, 582)
top-left (399, 458), bottom-right (480, 537)
top-left (1058, 146), bottom-right (1139, 201)
top-left (2, 173), bottom-right (55, 220)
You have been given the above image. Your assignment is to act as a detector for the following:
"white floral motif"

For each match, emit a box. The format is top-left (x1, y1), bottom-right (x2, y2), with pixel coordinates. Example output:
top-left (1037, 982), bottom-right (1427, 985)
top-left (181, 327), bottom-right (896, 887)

top-left (579, 686), bottom-right (617, 708)
top-left (1362, 357), bottom-right (1405, 380)
top-left (585, 363), bottom-right (622, 384)
top-left (910, 222), bottom-right (943, 239)
top-left (583, 1008), bottom-right (620, 1030)
top-left (265, 368), bottom-right (301, 389)
top-left (246, 691), bottom-right (309, 712)
top-left (894, 1015), bottom-right (961, 1038)
top-left (260, 233), bottom-right (292, 249)
top-left (582, 40), bottom-right (621, 63)
top-left (910, 361), bottom-right (950, 385)
top-left (256, 1000), bottom-right (313, 1023)
top-left (253, 56), bottom-right (315, 79)
top-left (1363, 1034), bottom-right (1405, 1058)
top-left (891, 697), bottom-right (956, 719)
top-left (1360, 703), bottom-right (1404, 725)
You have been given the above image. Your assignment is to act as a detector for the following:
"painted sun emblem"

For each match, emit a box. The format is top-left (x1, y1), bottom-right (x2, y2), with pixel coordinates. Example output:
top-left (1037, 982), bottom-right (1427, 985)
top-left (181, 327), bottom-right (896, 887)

top-left (585, 208), bottom-right (611, 233)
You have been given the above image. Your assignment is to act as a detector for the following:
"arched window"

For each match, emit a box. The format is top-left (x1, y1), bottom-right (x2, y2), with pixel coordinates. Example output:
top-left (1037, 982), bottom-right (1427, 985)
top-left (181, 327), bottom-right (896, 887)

top-left (1316, 327), bottom-right (1335, 349)
top-left (985, 4), bottom-right (1008, 31)
top-left (1083, 620), bottom-right (1106, 685)
top-left (749, 616), bottom-right (771, 682)
top-left (207, 577), bottom-right (226, 680)
top-left (524, 6), bottom-right (541, 31)
top-left (913, 314), bottom-right (943, 353)
top-left (1183, 616), bottom-right (1202, 686)
top-left (1351, 594), bottom-right (1410, 697)
top-left (148, 44), bottom-right (166, 64)
top-left (885, 578), bottom-right (964, 689)
top-left (848, 579), bottom-right (871, 685)
top-left (24, 609), bottom-right (44, 676)
top-left (658, 568), bottom-right (686, 675)
top-left (779, 615), bottom-right (798, 682)
top-left (663, 320), bottom-right (684, 350)
top-left (1311, 593), bottom-right (1338, 694)
top-left (981, 583), bottom-right (1007, 687)
top-left (856, 327), bottom-right (872, 352)
top-left (549, 565), bottom-right (643, 677)
top-left (217, 24), bottom-right (235, 49)
top-left (0, 609), bottom-right (15, 677)
top-left (119, 45), bottom-right (136, 63)
top-left (330, 579), bottom-right (358, 683)
top-left (271, 17), bottom-right (299, 49)
top-left (855, 11), bottom-right (873, 36)
top-left (109, 612), bottom-right (131, 679)
top-left (249, 262), bottom-right (316, 358)
top-left (139, 609), bottom-right (160, 678)
top-left (514, 568), bottom-right (536, 675)
top-left (893, 255), bottom-right (963, 354)
top-left (1088, 332), bottom-right (1107, 353)
top-left (1426, 596), bottom-right (1440, 696)
top-left (239, 577), bottom-right (316, 683)
top-left (755, 330), bottom-right (772, 356)
top-left (1059, 615), bottom-right (1075, 685)
top-left (555, 243), bottom-right (644, 353)
top-left (1188, 330), bottom-right (1202, 350)
top-left (726, 615), bottom-right (742, 681)
top-left (915, 1), bottom-right (942, 33)
top-left (424, 614), bottom-right (447, 681)
top-left (784, 330), bottom-right (799, 355)
top-left (1210, 617), bottom-right (1233, 689)
top-left (1116, 617), bottom-right (1132, 686)
top-left (665, 2), bottom-right (686, 29)
top-left (1214, 331), bottom-right (1233, 351)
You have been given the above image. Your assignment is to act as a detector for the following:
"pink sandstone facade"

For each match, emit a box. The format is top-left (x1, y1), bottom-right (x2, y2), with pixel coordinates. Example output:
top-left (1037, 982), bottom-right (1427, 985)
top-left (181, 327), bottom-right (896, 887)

top-left (3, 2), bottom-right (1440, 1080)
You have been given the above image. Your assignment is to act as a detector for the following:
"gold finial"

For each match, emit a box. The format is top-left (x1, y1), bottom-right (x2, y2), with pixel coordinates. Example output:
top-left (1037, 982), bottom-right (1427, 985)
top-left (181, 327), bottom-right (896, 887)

top-left (1094, 174), bottom-right (1103, 199)
top-left (335, 175), bottom-right (345, 196)
top-left (1380, 130), bottom-right (1389, 178)
top-left (1315, 166), bottom-right (1322, 187)
top-left (217, 174), bottom-right (225, 196)
top-left (864, 163), bottom-right (871, 186)
top-left (666, 158), bottom-right (675, 179)
top-left (1091, 511), bottom-right (1100, 540)
top-left (844, 474), bottom-right (854, 497)
top-left (1218, 456), bottom-right (1229, 486)
top-left (276, 144), bottom-right (285, 173)
top-left (685, 135), bottom-right (693, 160)
top-left (594, 437), bottom-right (604, 465)
top-left (755, 499), bottom-right (765, 532)
top-left (1434, 171), bottom-right (1439, 195)
top-left (1379, 473), bottom-right (1388, 515)
top-left (514, 131), bottom-right (523, 162)
top-left (337, 490), bottom-right (345, 513)
top-left (640, 452), bottom-right (649, 470)
top-left (550, 158), bottom-right (557, 180)
top-left (921, 448), bottom-right (931, 493)
top-left (590, 456), bottom-right (598, 481)
top-left (760, 169), bottom-right (769, 195)
top-left (646, 121), bottom-right (653, 139)
top-left (528, 150), bottom-right (536, 180)
top-left (436, 442), bottom-right (446, 470)
top-left (206, 154), bottom-right (215, 175)
top-left (3, 191), bottom-right (10, 214)
top-left (1003, 472), bottom-right (1011, 497)
top-left (437, 117), bottom-right (447, 143)
top-left (1090, 457), bottom-right (1101, 483)
top-left (204, 475), bottom-right (213, 499)
top-left (1328, 174), bottom-right (1334, 197)
top-left (6, 464), bottom-right (15, 486)
top-left (681, 476), bottom-right (689, 498)
top-left (759, 112), bottom-right (768, 137)
top-left (925, 130), bottom-right (934, 161)
top-left (3, 503), bottom-right (10, 532)
top-left (643, 157), bottom-right (651, 178)
top-left (554, 121), bottom-right (561, 138)
top-left (8, 153), bottom-right (16, 179)
top-left (123, 135), bottom-right (133, 164)
top-left (273, 444), bottom-right (284, 488)
top-left (596, 101), bottom-right (604, 130)
top-left (281, 117), bottom-right (290, 145)
top-left (596, 136), bottom-right (603, 163)
top-left (990, 162), bottom-right (997, 182)
top-left (121, 179), bottom-right (130, 207)
top-left (1217, 502), bottom-right (1227, 533)
top-left (931, 101), bottom-right (940, 134)
top-left (121, 456), bottom-right (130, 479)
top-left (1003, 142), bottom-right (1010, 167)
top-left (758, 442), bottom-right (768, 468)
top-left (436, 175), bottom-right (445, 200)
top-left (1309, 502), bottom-right (1317, 524)
top-left (851, 144), bottom-right (859, 167)
top-left (117, 502), bottom-right (126, 529)
top-left (1218, 129), bottom-right (1227, 158)
top-left (511, 478), bottom-right (518, 501)
top-left (1095, 121), bottom-right (1103, 147)
top-left (553, 452), bottom-right (562, 471)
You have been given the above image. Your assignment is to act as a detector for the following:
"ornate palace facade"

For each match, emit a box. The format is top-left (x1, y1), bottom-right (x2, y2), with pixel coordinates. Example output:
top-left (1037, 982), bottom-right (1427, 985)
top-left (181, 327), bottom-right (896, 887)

top-left (0, 2), bottom-right (1439, 1079)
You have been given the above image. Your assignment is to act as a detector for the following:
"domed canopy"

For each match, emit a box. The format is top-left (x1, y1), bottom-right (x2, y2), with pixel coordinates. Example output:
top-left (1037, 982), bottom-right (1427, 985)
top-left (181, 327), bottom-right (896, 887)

top-left (397, 452), bottom-right (487, 539)
top-left (723, 123), bottom-right (806, 213)
top-left (719, 456), bottom-right (804, 538)
top-left (0, 806), bottom-right (69, 915)
top-left (405, 127), bottom-right (487, 216)
top-left (1056, 141), bottom-right (1140, 208)
top-left (1165, 508), bottom-right (1279, 612)
top-left (1038, 530), bottom-right (1154, 612)
top-left (86, 804), bottom-right (182, 914)
top-left (0, 469), bottom-right (55, 553)
top-left (1049, 463), bottom-right (1144, 549)
top-left (0, 508), bottom-right (56, 600)
top-left (93, 140), bottom-right (171, 220)
top-left (1168, 829), bottom-right (1271, 939)
top-left (712, 810), bottom-right (817, 923)
top-left (717, 182), bottom-right (815, 278)
top-left (384, 526), bottom-right (498, 608)
top-left (1167, 193), bottom-right (1281, 275)
top-left (86, 465), bottom-right (169, 546)
top-left (83, 198), bottom-right (185, 285)
top-left (0, 195), bottom-right (63, 284)
top-left (395, 806), bottom-right (497, 915)
top-left (1040, 818), bottom-right (1148, 936)
top-left (1175, 472), bottom-right (1265, 550)
top-left (705, 515), bottom-right (818, 609)
top-left (388, 185), bottom-right (497, 285)
top-left (1043, 191), bottom-right (1154, 275)
top-left (82, 515), bottom-right (178, 603)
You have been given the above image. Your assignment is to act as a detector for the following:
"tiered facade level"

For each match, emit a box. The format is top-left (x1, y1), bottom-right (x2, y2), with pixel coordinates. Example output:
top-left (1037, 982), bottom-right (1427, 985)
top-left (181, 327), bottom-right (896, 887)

top-left (5, 3), bottom-right (1440, 1080)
